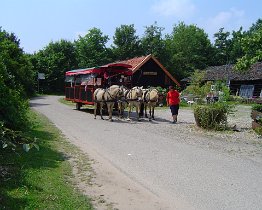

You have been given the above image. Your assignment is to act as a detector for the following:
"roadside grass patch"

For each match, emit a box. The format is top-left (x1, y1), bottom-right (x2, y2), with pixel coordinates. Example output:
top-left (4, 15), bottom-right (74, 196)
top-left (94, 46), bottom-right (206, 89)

top-left (0, 111), bottom-right (93, 209)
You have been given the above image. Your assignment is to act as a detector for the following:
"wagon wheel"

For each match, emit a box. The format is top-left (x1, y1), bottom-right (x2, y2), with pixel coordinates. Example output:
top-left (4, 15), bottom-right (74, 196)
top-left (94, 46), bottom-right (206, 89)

top-left (76, 102), bottom-right (82, 110)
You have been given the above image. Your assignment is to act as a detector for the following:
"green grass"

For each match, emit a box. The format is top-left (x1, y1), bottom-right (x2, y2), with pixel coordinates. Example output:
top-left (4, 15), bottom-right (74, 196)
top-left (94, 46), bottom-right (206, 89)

top-left (0, 111), bottom-right (93, 209)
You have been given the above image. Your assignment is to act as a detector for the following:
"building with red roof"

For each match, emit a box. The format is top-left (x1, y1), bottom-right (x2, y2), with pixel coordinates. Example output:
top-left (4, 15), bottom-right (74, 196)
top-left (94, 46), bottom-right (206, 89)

top-left (112, 54), bottom-right (180, 88)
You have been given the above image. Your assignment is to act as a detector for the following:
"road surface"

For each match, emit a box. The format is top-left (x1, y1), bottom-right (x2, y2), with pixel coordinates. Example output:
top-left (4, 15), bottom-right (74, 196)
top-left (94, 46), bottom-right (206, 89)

top-left (30, 96), bottom-right (262, 210)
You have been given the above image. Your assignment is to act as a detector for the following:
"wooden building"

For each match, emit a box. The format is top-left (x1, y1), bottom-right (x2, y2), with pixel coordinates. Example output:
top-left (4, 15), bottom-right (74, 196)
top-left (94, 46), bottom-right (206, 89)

top-left (114, 54), bottom-right (180, 88)
top-left (205, 62), bottom-right (262, 98)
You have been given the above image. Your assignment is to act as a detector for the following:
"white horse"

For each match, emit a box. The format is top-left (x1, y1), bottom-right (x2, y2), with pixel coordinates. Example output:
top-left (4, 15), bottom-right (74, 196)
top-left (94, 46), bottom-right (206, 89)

top-left (144, 88), bottom-right (159, 121)
top-left (94, 85), bottom-right (123, 121)
top-left (117, 87), bottom-right (129, 118)
top-left (126, 86), bottom-right (143, 121)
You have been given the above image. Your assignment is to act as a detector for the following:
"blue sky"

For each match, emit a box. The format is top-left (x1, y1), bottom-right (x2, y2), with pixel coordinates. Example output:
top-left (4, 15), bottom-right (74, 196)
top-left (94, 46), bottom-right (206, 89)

top-left (1, 0), bottom-right (261, 54)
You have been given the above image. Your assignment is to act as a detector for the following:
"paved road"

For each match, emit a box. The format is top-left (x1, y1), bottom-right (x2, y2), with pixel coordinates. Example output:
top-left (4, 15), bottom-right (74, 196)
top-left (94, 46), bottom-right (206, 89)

top-left (31, 96), bottom-right (262, 210)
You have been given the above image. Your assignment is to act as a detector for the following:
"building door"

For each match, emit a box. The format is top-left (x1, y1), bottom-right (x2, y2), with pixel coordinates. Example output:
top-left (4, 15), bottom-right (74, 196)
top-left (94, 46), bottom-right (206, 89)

top-left (239, 85), bottom-right (254, 98)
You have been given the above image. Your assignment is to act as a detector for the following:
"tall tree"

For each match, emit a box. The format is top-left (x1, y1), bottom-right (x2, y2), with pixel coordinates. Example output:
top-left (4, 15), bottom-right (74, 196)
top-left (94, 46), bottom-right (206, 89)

top-left (165, 22), bottom-right (213, 79)
top-left (112, 24), bottom-right (141, 60)
top-left (141, 22), bottom-right (166, 58)
top-left (213, 28), bottom-right (231, 65)
top-left (0, 28), bottom-right (33, 130)
top-left (0, 27), bottom-right (35, 97)
top-left (228, 27), bottom-right (245, 63)
top-left (75, 28), bottom-right (110, 68)
top-left (234, 26), bottom-right (262, 71)
top-left (32, 39), bottom-right (78, 93)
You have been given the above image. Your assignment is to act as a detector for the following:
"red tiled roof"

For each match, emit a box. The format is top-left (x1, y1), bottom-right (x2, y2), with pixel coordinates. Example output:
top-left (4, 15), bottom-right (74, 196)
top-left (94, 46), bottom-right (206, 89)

top-left (115, 55), bottom-right (149, 71)
top-left (109, 54), bottom-right (180, 86)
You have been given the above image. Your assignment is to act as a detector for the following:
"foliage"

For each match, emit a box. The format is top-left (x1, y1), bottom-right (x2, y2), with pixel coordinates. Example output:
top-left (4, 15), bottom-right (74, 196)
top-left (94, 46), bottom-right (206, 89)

top-left (112, 24), bottom-right (142, 60)
top-left (0, 111), bottom-right (93, 209)
top-left (182, 70), bottom-right (211, 98)
top-left (252, 104), bottom-right (262, 112)
top-left (0, 27), bottom-right (35, 97)
top-left (0, 58), bottom-right (30, 130)
top-left (31, 39), bottom-right (78, 93)
top-left (194, 103), bottom-right (232, 130)
top-left (141, 22), bottom-right (167, 61)
top-left (0, 122), bottom-right (38, 152)
top-left (254, 126), bottom-right (262, 135)
top-left (228, 27), bottom-right (245, 63)
top-left (234, 19), bottom-right (262, 71)
top-left (75, 27), bottom-right (111, 68)
top-left (165, 22), bottom-right (213, 79)
top-left (213, 28), bottom-right (231, 65)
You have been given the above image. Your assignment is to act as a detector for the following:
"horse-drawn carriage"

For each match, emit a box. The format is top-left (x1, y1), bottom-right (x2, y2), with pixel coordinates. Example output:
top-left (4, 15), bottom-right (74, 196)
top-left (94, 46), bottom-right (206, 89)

top-left (65, 63), bottom-right (159, 121)
top-left (65, 63), bottom-right (133, 110)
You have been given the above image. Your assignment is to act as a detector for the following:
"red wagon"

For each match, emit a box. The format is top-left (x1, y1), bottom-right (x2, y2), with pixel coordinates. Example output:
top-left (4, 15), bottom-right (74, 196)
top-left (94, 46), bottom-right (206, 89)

top-left (65, 63), bottom-right (132, 109)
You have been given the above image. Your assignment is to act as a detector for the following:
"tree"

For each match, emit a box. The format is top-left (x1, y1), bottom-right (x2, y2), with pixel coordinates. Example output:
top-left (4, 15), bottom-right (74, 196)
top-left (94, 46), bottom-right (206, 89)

top-left (213, 28), bottom-right (231, 65)
top-left (0, 27), bottom-right (35, 97)
top-left (112, 24), bottom-right (141, 60)
top-left (31, 39), bottom-right (77, 93)
top-left (165, 22), bottom-right (213, 79)
top-left (0, 28), bottom-right (32, 130)
top-left (228, 27), bottom-right (245, 63)
top-left (75, 28), bottom-right (110, 68)
top-left (141, 22), bottom-right (166, 59)
top-left (234, 19), bottom-right (262, 71)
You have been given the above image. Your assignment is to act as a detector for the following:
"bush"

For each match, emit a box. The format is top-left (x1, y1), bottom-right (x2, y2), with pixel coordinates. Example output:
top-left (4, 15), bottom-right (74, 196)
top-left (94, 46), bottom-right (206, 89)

top-left (252, 104), bottom-right (262, 112)
top-left (194, 103), bottom-right (232, 130)
top-left (0, 122), bottom-right (38, 152)
top-left (0, 77), bottom-right (30, 130)
top-left (254, 126), bottom-right (262, 135)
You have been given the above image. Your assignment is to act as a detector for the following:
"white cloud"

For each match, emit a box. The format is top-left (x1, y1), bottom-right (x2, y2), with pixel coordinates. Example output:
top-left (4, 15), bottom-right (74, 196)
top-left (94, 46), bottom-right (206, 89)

top-left (151, 0), bottom-right (196, 19)
top-left (203, 8), bottom-right (246, 39)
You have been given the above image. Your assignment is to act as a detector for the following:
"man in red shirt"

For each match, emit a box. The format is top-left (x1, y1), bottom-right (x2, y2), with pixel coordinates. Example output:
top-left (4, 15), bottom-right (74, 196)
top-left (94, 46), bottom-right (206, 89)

top-left (166, 86), bottom-right (180, 123)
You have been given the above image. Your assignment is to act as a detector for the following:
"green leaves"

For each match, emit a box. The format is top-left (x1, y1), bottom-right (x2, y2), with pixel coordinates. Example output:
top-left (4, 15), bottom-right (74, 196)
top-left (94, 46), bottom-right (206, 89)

top-left (75, 28), bottom-right (110, 68)
top-left (112, 24), bottom-right (141, 60)
top-left (165, 22), bottom-right (213, 79)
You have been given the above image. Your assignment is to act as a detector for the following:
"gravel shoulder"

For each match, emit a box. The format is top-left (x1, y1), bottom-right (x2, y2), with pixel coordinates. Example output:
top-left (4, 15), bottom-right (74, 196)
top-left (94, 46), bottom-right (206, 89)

top-left (30, 96), bottom-right (262, 210)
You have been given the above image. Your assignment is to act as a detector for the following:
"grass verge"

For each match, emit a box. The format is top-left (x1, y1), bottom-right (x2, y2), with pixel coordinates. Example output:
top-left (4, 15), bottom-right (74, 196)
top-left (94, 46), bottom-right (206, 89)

top-left (0, 110), bottom-right (93, 209)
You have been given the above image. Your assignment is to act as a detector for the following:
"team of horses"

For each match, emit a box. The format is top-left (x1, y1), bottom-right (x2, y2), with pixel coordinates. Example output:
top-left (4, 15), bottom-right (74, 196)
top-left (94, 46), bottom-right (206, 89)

top-left (93, 85), bottom-right (159, 121)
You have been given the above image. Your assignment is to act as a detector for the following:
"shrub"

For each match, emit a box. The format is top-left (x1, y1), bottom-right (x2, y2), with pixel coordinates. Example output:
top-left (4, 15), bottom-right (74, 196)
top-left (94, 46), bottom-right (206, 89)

top-left (194, 103), bottom-right (232, 130)
top-left (252, 104), bottom-right (262, 112)
top-left (0, 122), bottom-right (38, 152)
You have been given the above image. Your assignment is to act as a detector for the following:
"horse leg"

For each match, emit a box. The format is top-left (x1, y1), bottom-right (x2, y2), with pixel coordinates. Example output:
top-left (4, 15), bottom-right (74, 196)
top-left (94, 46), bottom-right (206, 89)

top-left (152, 106), bottom-right (155, 120)
top-left (137, 103), bottom-right (141, 121)
top-left (148, 105), bottom-right (152, 121)
top-left (107, 103), bottom-right (113, 121)
top-left (118, 102), bottom-right (121, 118)
top-left (94, 102), bottom-right (97, 119)
top-left (144, 103), bottom-right (148, 118)
top-left (100, 103), bottom-right (104, 120)
top-left (127, 103), bottom-right (131, 121)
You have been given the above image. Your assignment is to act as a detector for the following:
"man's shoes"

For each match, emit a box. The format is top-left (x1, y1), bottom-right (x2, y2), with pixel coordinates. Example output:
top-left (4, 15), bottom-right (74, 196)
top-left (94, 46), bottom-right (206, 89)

top-left (172, 120), bottom-right (177, 124)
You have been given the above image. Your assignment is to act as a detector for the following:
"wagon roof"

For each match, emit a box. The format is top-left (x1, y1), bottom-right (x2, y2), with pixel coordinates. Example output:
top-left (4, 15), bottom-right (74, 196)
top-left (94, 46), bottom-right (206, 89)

top-left (66, 63), bottom-right (132, 76)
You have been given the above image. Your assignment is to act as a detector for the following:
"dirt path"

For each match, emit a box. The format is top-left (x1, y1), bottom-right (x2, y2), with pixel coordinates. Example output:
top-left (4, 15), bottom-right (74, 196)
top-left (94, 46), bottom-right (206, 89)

top-left (31, 96), bottom-right (262, 210)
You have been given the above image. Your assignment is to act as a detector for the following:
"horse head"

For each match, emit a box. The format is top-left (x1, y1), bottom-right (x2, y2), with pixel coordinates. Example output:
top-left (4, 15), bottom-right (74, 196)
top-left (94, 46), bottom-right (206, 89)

top-left (131, 86), bottom-right (143, 101)
top-left (107, 85), bottom-right (123, 100)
